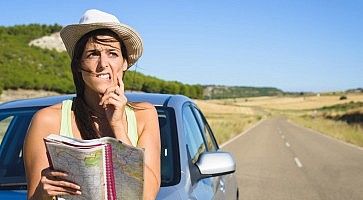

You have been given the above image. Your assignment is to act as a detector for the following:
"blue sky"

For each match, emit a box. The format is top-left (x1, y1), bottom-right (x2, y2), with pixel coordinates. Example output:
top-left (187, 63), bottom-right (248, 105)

top-left (1, 0), bottom-right (362, 92)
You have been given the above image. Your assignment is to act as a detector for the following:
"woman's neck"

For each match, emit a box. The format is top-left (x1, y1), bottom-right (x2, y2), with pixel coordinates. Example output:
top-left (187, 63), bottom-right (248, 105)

top-left (82, 89), bottom-right (106, 117)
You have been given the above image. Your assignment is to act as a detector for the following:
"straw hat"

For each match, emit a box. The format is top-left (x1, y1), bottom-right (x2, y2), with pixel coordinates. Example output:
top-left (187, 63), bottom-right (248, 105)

top-left (60, 9), bottom-right (143, 68)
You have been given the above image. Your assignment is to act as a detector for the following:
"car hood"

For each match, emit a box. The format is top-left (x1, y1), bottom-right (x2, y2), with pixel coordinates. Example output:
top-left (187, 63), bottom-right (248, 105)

top-left (0, 190), bottom-right (27, 199)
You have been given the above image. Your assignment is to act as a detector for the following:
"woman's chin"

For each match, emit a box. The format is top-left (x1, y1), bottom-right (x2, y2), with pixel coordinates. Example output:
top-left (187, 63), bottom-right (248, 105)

top-left (98, 87), bottom-right (110, 95)
top-left (85, 85), bottom-right (111, 95)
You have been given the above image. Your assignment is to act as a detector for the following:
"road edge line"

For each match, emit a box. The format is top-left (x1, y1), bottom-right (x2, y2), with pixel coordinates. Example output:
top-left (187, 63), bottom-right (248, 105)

top-left (287, 119), bottom-right (363, 151)
top-left (294, 157), bottom-right (303, 168)
top-left (220, 118), bottom-right (266, 148)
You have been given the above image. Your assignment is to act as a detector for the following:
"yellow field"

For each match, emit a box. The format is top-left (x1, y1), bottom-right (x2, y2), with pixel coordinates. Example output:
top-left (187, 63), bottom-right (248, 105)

top-left (194, 99), bottom-right (263, 144)
top-left (196, 93), bottom-right (363, 146)
top-left (208, 93), bottom-right (363, 110)
top-left (288, 116), bottom-right (363, 147)
top-left (194, 99), bottom-right (257, 115)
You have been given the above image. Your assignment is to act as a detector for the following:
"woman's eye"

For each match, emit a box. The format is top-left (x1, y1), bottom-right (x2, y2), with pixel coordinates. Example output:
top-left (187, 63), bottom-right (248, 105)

top-left (88, 52), bottom-right (99, 58)
top-left (109, 52), bottom-right (119, 57)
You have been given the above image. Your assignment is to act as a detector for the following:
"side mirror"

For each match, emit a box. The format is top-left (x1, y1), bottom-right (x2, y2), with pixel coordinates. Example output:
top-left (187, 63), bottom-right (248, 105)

top-left (195, 151), bottom-right (236, 179)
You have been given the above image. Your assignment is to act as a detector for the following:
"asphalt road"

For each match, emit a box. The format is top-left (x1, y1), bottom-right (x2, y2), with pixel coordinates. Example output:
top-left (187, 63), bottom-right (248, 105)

top-left (222, 117), bottom-right (363, 200)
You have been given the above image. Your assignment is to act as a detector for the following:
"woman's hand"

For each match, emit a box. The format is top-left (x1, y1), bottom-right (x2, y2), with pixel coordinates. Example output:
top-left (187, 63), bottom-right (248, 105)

top-left (98, 79), bottom-right (127, 127)
top-left (98, 72), bottom-right (130, 142)
top-left (37, 168), bottom-right (81, 197)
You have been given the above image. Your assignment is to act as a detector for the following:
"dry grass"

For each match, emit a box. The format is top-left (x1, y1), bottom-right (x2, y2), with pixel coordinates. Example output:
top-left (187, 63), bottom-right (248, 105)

top-left (194, 100), bottom-right (262, 144)
top-left (210, 93), bottom-right (363, 110)
top-left (0, 89), bottom-right (60, 103)
top-left (194, 99), bottom-right (257, 115)
top-left (196, 93), bottom-right (363, 147)
top-left (205, 113), bottom-right (261, 145)
top-left (266, 93), bottom-right (363, 147)
top-left (288, 115), bottom-right (363, 147)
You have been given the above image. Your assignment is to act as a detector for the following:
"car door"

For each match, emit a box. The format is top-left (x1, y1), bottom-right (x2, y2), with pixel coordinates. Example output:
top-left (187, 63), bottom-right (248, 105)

top-left (182, 103), bottom-right (222, 199)
top-left (189, 104), bottom-right (229, 200)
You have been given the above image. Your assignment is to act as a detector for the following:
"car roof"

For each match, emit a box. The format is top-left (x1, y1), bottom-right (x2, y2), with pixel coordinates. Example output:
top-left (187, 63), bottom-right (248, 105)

top-left (0, 92), bottom-right (191, 110)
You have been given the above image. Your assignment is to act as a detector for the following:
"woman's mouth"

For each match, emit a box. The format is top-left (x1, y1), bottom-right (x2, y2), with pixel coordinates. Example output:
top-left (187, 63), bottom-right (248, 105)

top-left (96, 73), bottom-right (111, 80)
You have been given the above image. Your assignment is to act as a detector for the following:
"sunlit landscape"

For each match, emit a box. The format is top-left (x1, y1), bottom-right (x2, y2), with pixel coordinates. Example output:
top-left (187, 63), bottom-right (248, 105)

top-left (195, 92), bottom-right (363, 147)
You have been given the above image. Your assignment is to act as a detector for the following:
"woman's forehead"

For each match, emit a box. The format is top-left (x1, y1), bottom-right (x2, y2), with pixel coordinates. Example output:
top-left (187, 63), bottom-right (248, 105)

top-left (85, 35), bottom-right (121, 50)
top-left (93, 34), bottom-right (118, 40)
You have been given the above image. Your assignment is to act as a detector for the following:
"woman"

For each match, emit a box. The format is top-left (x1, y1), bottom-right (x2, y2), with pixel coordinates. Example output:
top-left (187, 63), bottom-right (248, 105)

top-left (23, 9), bottom-right (161, 200)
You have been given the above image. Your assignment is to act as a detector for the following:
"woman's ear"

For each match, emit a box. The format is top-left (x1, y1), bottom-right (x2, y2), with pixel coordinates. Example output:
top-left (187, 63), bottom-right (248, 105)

top-left (122, 59), bottom-right (128, 71)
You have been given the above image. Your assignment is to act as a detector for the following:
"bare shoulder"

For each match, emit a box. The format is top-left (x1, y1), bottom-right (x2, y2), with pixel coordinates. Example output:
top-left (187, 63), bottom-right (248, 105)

top-left (29, 103), bottom-right (62, 136)
top-left (130, 102), bottom-right (156, 113)
top-left (130, 102), bottom-right (158, 131)
top-left (33, 103), bottom-right (61, 123)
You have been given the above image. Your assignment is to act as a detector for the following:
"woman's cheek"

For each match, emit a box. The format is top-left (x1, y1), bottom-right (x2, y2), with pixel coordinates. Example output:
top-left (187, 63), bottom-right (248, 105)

top-left (82, 75), bottom-right (106, 93)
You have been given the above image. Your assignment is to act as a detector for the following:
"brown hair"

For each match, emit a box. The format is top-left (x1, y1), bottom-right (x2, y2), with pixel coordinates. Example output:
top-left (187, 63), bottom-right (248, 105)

top-left (71, 29), bottom-right (128, 139)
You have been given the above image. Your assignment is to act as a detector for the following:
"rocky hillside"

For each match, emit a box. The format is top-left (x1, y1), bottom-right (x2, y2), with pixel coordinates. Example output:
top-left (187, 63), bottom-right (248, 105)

top-left (29, 32), bottom-right (66, 52)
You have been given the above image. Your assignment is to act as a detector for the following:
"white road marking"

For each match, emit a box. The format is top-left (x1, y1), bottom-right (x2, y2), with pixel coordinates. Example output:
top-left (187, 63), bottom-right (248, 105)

top-left (285, 142), bottom-right (290, 147)
top-left (294, 157), bottom-right (303, 168)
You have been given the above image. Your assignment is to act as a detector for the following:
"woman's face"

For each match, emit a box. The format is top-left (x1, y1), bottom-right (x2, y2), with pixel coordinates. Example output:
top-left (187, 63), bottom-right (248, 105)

top-left (80, 35), bottom-right (128, 95)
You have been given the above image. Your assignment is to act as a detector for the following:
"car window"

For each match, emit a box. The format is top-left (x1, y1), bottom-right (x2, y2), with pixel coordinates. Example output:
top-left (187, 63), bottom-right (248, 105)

top-left (183, 105), bottom-right (206, 163)
top-left (0, 116), bottom-right (13, 145)
top-left (156, 107), bottom-right (180, 187)
top-left (191, 106), bottom-right (218, 151)
top-left (0, 109), bottom-right (36, 189)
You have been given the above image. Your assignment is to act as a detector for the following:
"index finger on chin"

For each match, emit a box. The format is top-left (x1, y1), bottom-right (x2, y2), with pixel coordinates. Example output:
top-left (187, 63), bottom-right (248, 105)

top-left (117, 73), bottom-right (125, 94)
top-left (120, 80), bottom-right (125, 94)
top-left (111, 66), bottom-right (119, 87)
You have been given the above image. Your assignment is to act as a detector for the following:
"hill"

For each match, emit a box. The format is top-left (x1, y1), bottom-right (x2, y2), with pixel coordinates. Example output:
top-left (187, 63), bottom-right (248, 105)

top-left (0, 24), bottom-right (203, 98)
top-left (204, 85), bottom-right (283, 99)
top-left (0, 24), bottom-right (285, 99)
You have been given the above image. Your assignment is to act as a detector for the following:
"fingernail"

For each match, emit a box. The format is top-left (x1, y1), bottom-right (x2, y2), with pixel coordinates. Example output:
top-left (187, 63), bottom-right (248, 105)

top-left (76, 190), bottom-right (82, 195)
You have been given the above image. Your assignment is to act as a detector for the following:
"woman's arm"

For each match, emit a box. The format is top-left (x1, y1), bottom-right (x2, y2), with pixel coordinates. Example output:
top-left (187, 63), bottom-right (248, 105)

top-left (136, 103), bottom-right (161, 200)
top-left (23, 106), bottom-right (81, 200)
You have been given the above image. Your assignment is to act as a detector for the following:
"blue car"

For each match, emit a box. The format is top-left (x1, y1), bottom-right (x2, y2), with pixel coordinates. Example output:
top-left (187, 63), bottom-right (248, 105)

top-left (0, 93), bottom-right (238, 199)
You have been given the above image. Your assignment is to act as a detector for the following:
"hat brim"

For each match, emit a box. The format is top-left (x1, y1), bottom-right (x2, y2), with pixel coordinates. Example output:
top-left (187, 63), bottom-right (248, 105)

top-left (60, 22), bottom-right (143, 68)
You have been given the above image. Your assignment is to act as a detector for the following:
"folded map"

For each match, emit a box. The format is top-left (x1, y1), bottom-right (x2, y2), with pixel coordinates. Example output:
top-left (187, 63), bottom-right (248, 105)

top-left (44, 134), bottom-right (144, 200)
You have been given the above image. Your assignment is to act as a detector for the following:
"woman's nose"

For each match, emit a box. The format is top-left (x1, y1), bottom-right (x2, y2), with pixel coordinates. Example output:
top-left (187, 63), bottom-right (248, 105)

top-left (97, 53), bottom-right (109, 69)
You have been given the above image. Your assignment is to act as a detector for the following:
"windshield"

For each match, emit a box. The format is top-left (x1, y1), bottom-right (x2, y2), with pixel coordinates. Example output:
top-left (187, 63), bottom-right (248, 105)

top-left (0, 109), bottom-right (36, 190)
